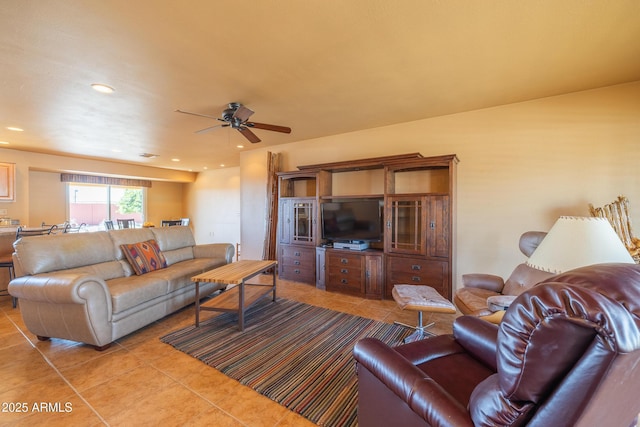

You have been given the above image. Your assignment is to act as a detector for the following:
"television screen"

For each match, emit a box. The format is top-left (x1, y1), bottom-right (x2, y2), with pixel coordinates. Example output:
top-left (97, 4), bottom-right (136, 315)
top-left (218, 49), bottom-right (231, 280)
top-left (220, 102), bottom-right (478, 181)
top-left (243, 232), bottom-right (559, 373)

top-left (321, 199), bottom-right (383, 242)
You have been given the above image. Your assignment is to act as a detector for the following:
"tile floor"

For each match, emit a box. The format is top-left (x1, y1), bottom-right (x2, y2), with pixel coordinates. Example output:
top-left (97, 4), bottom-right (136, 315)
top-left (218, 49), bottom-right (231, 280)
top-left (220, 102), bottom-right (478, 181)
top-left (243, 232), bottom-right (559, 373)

top-left (0, 277), bottom-right (457, 426)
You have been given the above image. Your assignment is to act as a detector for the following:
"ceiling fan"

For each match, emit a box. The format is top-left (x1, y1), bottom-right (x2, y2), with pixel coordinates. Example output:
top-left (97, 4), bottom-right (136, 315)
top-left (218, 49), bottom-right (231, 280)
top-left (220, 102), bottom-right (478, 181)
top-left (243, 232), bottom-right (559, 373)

top-left (175, 102), bottom-right (291, 143)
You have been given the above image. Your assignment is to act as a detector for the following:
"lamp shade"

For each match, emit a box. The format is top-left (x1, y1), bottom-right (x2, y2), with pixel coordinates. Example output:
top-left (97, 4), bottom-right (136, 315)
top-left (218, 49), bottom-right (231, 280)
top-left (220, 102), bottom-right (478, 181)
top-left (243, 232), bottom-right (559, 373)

top-left (526, 216), bottom-right (635, 274)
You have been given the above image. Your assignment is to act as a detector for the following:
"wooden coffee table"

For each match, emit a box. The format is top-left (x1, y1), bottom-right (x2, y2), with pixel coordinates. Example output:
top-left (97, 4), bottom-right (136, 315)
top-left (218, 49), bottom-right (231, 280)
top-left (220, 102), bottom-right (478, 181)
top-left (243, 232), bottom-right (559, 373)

top-left (192, 260), bottom-right (277, 331)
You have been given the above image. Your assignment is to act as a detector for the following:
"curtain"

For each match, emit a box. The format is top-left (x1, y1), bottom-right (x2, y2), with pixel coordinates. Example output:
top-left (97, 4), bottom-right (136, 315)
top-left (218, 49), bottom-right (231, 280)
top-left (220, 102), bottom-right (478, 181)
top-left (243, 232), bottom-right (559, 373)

top-left (60, 173), bottom-right (152, 188)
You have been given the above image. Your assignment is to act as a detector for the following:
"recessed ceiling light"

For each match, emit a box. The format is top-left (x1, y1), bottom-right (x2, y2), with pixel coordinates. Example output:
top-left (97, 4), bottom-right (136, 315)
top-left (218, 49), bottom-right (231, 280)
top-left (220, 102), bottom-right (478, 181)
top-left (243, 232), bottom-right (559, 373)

top-left (139, 153), bottom-right (158, 158)
top-left (91, 83), bottom-right (114, 94)
top-left (171, 158), bottom-right (180, 162)
top-left (236, 144), bottom-right (244, 149)
top-left (220, 164), bottom-right (225, 168)
top-left (6, 126), bottom-right (23, 132)
top-left (0, 141), bottom-right (9, 145)
top-left (203, 167), bottom-right (208, 170)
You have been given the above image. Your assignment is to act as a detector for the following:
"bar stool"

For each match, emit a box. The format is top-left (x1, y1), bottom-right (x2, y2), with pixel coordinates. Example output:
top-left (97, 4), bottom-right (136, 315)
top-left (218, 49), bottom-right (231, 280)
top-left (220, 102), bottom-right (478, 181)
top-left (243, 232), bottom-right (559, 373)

top-left (0, 252), bottom-right (15, 307)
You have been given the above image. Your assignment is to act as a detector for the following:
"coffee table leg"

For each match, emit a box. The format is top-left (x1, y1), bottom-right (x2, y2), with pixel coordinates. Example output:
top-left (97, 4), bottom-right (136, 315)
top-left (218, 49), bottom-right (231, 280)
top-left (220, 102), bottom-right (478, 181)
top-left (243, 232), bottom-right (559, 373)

top-left (272, 266), bottom-right (276, 301)
top-left (239, 279), bottom-right (245, 331)
top-left (195, 281), bottom-right (200, 327)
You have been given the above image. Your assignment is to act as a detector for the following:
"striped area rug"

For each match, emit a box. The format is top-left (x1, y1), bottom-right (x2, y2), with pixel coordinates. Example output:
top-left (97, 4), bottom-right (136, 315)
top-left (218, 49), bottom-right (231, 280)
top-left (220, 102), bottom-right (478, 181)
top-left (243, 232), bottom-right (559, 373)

top-left (160, 298), bottom-right (412, 427)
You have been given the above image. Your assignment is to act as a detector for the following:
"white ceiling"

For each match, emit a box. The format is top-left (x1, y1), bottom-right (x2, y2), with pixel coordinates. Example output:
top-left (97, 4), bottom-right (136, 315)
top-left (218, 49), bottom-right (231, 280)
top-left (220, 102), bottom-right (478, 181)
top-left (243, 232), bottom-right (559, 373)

top-left (1, 0), bottom-right (639, 172)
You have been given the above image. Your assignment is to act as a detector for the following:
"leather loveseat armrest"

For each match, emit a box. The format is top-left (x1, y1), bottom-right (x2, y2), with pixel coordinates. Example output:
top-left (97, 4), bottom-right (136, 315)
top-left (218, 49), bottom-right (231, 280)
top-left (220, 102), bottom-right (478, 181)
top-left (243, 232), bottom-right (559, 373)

top-left (462, 273), bottom-right (505, 293)
top-left (193, 243), bottom-right (235, 264)
top-left (453, 316), bottom-right (499, 371)
top-left (354, 337), bottom-right (474, 427)
top-left (8, 273), bottom-right (114, 347)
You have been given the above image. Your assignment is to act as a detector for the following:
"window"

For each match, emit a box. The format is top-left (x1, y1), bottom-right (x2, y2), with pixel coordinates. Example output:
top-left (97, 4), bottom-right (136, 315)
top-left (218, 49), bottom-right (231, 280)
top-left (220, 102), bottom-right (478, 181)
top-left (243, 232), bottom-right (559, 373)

top-left (68, 184), bottom-right (146, 231)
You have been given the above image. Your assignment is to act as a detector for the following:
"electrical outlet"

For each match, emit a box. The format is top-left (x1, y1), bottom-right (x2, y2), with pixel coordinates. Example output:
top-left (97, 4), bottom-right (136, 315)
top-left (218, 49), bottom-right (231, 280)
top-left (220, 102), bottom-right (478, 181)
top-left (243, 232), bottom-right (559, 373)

top-left (0, 209), bottom-right (7, 215)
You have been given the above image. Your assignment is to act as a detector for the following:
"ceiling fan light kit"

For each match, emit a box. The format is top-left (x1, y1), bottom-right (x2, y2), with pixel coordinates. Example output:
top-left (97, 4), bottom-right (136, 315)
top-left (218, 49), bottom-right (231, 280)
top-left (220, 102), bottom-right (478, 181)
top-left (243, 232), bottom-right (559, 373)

top-left (176, 102), bottom-right (291, 143)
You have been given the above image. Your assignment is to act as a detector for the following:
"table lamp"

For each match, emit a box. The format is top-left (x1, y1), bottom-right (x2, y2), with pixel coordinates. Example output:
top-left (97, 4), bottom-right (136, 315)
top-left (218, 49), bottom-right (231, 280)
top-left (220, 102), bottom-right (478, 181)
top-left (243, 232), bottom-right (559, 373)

top-left (526, 216), bottom-right (635, 274)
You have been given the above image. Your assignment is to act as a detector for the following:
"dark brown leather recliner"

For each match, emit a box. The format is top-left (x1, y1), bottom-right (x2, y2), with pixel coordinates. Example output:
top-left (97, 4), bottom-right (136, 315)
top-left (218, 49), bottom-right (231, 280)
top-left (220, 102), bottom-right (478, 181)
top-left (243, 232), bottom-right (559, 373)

top-left (354, 263), bottom-right (640, 427)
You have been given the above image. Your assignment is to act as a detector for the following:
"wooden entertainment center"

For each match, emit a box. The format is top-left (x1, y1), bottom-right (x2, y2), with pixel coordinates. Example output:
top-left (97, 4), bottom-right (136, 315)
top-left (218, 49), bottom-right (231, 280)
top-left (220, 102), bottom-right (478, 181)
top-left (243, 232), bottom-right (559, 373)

top-left (276, 153), bottom-right (458, 301)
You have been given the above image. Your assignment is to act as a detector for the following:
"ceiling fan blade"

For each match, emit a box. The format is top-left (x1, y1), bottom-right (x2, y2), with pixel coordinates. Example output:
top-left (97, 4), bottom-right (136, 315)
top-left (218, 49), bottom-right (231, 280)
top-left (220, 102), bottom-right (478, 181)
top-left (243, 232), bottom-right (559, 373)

top-left (237, 127), bottom-right (261, 143)
top-left (247, 122), bottom-right (292, 134)
top-left (175, 109), bottom-right (221, 120)
top-left (195, 123), bottom-right (228, 134)
top-left (233, 105), bottom-right (254, 123)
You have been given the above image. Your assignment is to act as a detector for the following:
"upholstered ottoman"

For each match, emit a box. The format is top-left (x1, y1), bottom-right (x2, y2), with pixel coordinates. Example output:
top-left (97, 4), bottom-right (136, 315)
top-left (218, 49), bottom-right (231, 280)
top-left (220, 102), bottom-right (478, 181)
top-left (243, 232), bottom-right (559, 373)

top-left (392, 284), bottom-right (457, 343)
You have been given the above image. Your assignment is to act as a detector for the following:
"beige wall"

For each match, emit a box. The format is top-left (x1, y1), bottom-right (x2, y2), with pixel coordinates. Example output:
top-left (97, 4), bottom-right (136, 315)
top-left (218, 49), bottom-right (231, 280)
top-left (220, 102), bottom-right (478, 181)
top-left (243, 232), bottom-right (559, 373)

top-left (184, 167), bottom-right (241, 247)
top-left (240, 82), bottom-right (640, 289)
top-left (24, 171), bottom-right (185, 228)
top-left (146, 181), bottom-right (186, 227)
top-left (1, 82), bottom-right (638, 294)
top-left (28, 171), bottom-right (67, 226)
top-left (0, 148), bottom-right (196, 228)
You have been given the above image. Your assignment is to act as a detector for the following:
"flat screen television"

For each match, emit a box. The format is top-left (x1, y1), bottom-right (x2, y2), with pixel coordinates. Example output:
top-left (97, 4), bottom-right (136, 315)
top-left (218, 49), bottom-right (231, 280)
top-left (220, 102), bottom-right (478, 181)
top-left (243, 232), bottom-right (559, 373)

top-left (321, 199), bottom-right (383, 242)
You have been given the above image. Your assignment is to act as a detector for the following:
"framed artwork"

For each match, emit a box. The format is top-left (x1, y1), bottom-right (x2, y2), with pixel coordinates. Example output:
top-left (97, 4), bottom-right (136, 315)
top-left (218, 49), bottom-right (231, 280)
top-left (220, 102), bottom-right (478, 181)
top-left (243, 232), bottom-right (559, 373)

top-left (0, 162), bottom-right (15, 201)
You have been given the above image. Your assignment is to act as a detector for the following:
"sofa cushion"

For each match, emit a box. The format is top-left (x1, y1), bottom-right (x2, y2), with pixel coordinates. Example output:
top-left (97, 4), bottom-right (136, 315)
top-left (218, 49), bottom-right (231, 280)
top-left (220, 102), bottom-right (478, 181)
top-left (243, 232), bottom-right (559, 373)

top-left (107, 274), bottom-right (169, 314)
top-left (57, 260), bottom-right (125, 281)
top-left (121, 240), bottom-right (168, 275)
top-left (14, 231), bottom-right (116, 276)
top-left (162, 247), bottom-right (194, 266)
top-left (158, 257), bottom-right (229, 292)
top-left (151, 226), bottom-right (196, 251)
top-left (108, 228), bottom-right (156, 260)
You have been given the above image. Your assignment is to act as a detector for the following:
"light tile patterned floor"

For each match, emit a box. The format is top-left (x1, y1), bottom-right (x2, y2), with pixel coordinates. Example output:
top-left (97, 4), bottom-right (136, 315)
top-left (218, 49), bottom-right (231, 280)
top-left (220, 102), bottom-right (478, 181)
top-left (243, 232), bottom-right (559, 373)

top-left (0, 276), bottom-right (456, 426)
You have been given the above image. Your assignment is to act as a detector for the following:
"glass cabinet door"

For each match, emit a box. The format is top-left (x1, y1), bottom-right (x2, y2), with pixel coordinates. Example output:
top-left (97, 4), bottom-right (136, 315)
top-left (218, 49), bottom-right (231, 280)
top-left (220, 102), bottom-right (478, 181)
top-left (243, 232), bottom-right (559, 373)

top-left (292, 200), bottom-right (315, 244)
top-left (386, 196), bottom-right (426, 255)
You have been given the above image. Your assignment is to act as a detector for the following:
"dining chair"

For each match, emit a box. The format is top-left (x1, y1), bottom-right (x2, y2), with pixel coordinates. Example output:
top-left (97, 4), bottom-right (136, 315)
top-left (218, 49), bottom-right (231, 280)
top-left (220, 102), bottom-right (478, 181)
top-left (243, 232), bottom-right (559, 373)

top-left (63, 222), bottom-right (86, 233)
top-left (117, 219), bottom-right (136, 229)
top-left (104, 220), bottom-right (114, 230)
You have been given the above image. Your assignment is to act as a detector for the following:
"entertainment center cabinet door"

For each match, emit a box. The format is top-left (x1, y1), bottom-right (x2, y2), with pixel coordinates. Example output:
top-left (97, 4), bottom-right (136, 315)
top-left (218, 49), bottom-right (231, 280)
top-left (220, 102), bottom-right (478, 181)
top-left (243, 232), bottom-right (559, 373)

top-left (364, 252), bottom-right (383, 299)
top-left (316, 247), bottom-right (326, 290)
top-left (0, 163), bottom-right (15, 201)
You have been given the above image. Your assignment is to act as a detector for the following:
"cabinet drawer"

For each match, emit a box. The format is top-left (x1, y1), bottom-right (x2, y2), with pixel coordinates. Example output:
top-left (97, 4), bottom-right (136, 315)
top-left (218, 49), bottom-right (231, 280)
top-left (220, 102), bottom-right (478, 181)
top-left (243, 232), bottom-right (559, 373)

top-left (326, 252), bottom-right (362, 269)
top-left (326, 251), bottom-right (364, 294)
top-left (327, 270), bottom-right (363, 294)
top-left (281, 245), bottom-right (315, 262)
top-left (327, 266), bottom-right (362, 283)
top-left (280, 263), bottom-right (315, 283)
top-left (279, 245), bottom-right (316, 284)
top-left (386, 257), bottom-right (448, 297)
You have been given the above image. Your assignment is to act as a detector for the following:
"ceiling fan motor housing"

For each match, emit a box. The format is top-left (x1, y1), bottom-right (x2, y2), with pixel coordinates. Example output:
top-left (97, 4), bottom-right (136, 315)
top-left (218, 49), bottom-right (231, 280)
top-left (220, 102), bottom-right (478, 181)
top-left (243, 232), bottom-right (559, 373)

top-left (222, 107), bottom-right (236, 122)
top-left (222, 102), bottom-right (242, 122)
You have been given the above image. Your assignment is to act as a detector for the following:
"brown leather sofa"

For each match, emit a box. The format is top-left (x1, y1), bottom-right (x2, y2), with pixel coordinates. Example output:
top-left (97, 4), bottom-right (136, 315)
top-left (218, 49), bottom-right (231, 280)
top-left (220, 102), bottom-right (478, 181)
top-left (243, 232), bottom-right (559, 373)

top-left (454, 231), bottom-right (552, 320)
top-left (354, 263), bottom-right (640, 427)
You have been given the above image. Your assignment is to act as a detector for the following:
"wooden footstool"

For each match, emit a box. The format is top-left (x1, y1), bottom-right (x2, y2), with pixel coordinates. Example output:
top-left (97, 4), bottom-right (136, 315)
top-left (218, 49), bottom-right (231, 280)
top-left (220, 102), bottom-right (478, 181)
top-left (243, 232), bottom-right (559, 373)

top-left (392, 284), bottom-right (457, 343)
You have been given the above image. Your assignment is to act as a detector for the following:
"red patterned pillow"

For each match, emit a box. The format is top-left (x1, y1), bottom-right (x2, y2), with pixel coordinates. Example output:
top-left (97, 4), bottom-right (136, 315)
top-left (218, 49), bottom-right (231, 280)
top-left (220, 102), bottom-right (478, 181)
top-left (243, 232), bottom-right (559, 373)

top-left (120, 239), bottom-right (167, 275)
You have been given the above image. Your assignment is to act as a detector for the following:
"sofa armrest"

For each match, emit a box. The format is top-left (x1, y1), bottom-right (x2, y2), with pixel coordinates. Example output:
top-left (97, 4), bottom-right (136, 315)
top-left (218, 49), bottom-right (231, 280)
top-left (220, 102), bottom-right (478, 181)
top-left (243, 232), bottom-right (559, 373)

top-left (9, 273), bottom-right (112, 306)
top-left (462, 273), bottom-right (505, 293)
top-left (354, 338), bottom-right (474, 427)
top-left (8, 273), bottom-right (114, 347)
top-left (453, 316), bottom-right (499, 371)
top-left (193, 243), bottom-right (235, 264)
